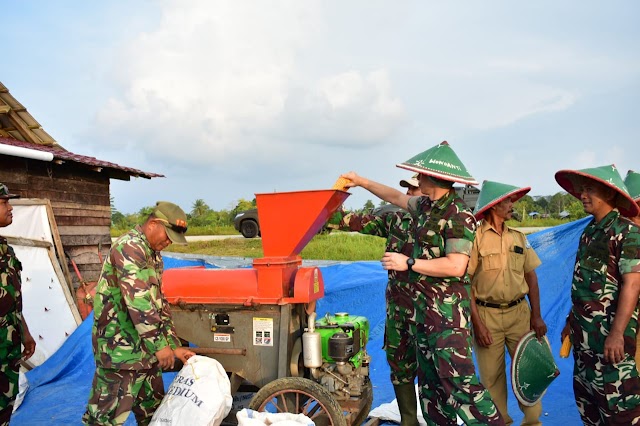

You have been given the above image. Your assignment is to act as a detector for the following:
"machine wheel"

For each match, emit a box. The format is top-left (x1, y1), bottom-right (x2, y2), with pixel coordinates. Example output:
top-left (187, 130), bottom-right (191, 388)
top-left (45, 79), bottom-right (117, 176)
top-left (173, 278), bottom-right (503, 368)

top-left (249, 377), bottom-right (347, 426)
top-left (240, 219), bottom-right (259, 238)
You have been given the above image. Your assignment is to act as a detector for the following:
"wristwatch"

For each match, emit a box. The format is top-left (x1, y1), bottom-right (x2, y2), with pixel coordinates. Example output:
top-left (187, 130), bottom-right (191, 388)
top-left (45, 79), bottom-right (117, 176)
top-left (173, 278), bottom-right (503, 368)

top-left (406, 257), bottom-right (415, 272)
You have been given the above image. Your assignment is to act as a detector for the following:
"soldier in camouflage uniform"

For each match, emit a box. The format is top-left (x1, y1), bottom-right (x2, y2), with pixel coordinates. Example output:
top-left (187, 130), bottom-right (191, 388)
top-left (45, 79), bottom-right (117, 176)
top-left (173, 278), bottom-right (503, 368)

top-left (82, 201), bottom-right (195, 426)
top-left (341, 141), bottom-right (504, 426)
top-left (623, 170), bottom-right (640, 370)
top-left (335, 176), bottom-right (422, 426)
top-left (556, 165), bottom-right (640, 425)
top-left (0, 183), bottom-right (36, 426)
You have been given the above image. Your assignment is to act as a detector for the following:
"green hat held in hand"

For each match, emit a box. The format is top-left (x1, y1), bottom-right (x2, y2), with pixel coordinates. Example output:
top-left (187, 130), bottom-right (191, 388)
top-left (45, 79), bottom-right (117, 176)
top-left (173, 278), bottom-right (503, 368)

top-left (511, 331), bottom-right (560, 407)
top-left (474, 180), bottom-right (531, 220)
top-left (555, 164), bottom-right (639, 217)
top-left (396, 141), bottom-right (478, 185)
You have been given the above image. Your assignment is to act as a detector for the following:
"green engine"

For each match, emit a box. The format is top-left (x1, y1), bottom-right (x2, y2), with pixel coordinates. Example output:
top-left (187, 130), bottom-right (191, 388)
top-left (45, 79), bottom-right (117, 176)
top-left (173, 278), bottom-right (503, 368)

top-left (304, 312), bottom-right (371, 400)
top-left (316, 312), bottom-right (369, 368)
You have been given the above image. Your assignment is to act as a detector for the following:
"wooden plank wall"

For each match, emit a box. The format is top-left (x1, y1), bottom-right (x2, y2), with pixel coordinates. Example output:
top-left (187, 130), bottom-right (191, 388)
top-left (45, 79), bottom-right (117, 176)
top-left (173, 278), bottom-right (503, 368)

top-left (0, 155), bottom-right (112, 288)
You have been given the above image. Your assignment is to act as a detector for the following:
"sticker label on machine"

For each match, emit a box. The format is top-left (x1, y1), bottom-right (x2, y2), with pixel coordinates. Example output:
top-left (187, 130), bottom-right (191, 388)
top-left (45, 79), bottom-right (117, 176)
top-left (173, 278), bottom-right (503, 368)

top-left (214, 333), bottom-right (231, 343)
top-left (253, 317), bottom-right (274, 346)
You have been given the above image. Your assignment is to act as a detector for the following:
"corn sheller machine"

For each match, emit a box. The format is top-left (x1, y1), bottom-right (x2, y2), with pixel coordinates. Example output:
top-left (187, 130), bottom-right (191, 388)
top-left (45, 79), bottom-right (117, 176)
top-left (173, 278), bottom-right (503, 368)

top-left (163, 189), bottom-right (373, 426)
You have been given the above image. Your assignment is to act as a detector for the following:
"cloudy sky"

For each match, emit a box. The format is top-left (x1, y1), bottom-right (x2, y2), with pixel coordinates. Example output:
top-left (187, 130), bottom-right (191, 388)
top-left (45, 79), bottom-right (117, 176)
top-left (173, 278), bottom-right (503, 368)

top-left (4, 1), bottom-right (639, 214)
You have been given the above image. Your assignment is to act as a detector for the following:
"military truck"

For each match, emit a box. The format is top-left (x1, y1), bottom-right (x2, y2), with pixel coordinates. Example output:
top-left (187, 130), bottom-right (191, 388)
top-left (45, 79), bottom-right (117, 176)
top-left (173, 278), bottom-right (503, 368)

top-left (233, 208), bottom-right (260, 238)
top-left (455, 184), bottom-right (480, 211)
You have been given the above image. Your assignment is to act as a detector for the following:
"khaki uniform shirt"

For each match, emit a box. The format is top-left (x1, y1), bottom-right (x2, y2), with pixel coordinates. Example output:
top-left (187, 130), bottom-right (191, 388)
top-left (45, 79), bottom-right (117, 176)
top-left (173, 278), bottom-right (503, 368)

top-left (468, 220), bottom-right (541, 304)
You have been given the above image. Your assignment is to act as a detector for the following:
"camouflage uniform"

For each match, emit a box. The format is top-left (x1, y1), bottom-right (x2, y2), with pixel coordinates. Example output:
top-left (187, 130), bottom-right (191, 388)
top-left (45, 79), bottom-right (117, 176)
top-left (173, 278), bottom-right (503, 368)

top-left (0, 237), bottom-right (23, 426)
top-left (340, 209), bottom-right (417, 385)
top-left (407, 192), bottom-right (503, 426)
top-left (82, 225), bottom-right (181, 426)
top-left (568, 210), bottom-right (640, 425)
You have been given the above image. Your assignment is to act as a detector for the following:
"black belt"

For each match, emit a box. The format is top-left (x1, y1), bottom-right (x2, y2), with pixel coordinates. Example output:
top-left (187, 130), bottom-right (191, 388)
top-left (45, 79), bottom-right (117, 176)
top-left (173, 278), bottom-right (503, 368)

top-left (475, 297), bottom-right (525, 309)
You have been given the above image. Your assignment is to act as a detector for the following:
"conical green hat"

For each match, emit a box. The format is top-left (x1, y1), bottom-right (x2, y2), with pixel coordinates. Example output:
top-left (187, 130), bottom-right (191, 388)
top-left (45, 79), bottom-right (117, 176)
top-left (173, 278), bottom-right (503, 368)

top-left (554, 164), bottom-right (639, 218)
top-left (474, 180), bottom-right (531, 220)
top-left (511, 331), bottom-right (560, 407)
top-left (396, 141), bottom-right (478, 185)
top-left (624, 170), bottom-right (640, 202)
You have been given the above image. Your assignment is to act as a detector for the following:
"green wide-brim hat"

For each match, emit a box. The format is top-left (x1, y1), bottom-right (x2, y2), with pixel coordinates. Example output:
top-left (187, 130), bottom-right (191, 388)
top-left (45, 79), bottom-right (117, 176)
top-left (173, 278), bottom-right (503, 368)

top-left (624, 170), bottom-right (640, 202)
top-left (555, 164), bottom-right (639, 218)
top-left (511, 331), bottom-right (560, 407)
top-left (396, 141), bottom-right (478, 185)
top-left (474, 180), bottom-right (531, 220)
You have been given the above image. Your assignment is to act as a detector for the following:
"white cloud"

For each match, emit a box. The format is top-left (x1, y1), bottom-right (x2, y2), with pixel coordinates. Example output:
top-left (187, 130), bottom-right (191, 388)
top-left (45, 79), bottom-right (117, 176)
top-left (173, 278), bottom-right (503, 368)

top-left (283, 70), bottom-right (406, 146)
top-left (93, 0), bottom-right (407, 172)
top-left (8, 0), bottom-right (636, 211)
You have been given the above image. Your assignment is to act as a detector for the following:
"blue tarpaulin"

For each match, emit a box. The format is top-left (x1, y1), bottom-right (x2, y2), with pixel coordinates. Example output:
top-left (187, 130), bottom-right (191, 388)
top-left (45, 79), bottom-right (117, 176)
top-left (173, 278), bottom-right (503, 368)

top-left (12, 218), bottom-right (591, 425)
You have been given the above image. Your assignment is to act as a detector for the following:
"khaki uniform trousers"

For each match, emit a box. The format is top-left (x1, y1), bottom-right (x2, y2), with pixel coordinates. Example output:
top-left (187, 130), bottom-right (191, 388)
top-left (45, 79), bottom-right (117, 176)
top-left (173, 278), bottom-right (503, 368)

top-left (474, 300), bottom-right (542, 426)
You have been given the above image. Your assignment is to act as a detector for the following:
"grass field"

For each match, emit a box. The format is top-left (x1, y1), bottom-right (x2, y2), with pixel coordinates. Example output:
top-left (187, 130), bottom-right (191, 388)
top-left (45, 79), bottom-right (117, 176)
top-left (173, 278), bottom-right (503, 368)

top-left (116, 218), bottom-right (570, 261)
top-left (167, 232), bottom-right (387, 261)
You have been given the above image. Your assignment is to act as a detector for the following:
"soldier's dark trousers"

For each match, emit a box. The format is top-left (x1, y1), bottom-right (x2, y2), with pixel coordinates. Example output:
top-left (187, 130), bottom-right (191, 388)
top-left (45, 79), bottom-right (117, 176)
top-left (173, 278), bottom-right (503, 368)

top-left (416, 325), bottom-right (504, 425)
top-left (0, 358), bottom-right (19, 426)
top-left (573, 350), bottom-right (640, 425)
top-left (82, 366), bottom-right (164, 426)
top-left (386, 281), bottom-right (420, 425)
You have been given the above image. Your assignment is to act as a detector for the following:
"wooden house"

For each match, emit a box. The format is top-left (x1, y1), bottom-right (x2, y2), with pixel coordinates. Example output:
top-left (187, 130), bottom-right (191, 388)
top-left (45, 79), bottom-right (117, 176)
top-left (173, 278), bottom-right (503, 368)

top-left (0, 81), bottom-right (162, 288)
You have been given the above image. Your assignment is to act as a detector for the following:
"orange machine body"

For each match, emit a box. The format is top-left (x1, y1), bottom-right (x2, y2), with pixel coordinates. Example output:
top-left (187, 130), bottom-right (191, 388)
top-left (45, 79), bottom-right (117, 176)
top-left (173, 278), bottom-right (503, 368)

top-left (163, 189), bottom-right (349, 306)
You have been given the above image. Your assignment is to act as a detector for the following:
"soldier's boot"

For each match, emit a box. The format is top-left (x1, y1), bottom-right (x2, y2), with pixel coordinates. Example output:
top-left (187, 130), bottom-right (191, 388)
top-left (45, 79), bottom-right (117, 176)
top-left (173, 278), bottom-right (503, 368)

top-left (394, 383), bottom-right (419, 426)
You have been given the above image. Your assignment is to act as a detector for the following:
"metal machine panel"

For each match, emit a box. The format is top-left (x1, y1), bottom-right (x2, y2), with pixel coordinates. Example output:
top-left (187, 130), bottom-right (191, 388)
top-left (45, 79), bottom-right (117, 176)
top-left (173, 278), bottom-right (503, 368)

top-left (171, 303), bottom-right (301, 388)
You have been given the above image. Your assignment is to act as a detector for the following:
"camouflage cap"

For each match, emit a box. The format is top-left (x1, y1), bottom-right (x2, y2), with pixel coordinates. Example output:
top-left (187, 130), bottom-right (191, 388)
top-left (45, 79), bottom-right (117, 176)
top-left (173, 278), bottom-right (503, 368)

top-left (396, 141), bottom-right (478, 185)
top-left (555, 164), bottom-right (639, 217)
top-left (0, 183), bottom-right (20, 199)
top-left (511, 331), bottom-right (560, 407)
top-left (153, 201), bottom-right (188, 245)
top-left (624, 170), bottom-right (640, 202)
top-left (474, 180), bottom-right (531, 220)
top-left (399, 174), bottom-right (419, 188)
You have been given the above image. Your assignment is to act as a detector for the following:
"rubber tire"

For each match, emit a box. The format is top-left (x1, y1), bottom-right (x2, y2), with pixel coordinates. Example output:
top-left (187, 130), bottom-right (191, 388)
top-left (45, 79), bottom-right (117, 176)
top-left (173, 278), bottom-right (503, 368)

top-left (240, 219), bottom-right (259, 238)
top-left (249, 377), bottom-right (347, 426)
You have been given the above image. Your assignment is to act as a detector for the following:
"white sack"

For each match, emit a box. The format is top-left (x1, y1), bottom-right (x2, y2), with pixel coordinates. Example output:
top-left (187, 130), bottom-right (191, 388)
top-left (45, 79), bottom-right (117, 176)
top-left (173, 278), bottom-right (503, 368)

top-left (12, 371), bottom-right (29, 412)
top-left (150, 355), bottom-right (232, 426)
top-left (367, 384), bottom-right (463, 425)
top-left (236, 408), bottom-right (314, 426)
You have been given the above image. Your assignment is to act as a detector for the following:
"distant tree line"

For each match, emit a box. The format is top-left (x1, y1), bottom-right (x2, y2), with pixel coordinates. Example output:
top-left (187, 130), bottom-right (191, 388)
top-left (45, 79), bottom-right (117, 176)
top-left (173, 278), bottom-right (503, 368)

top-left (110, 197), bottom-right (258, 229)
top-left (512, 192), bottom-right (588, 220)
top-left (111, 191), bottom-right (588, 229)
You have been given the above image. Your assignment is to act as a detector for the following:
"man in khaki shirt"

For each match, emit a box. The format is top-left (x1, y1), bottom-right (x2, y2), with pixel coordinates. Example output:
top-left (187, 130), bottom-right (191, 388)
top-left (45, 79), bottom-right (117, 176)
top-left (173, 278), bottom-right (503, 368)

top-left (468, 181), bottom-right (547, 426)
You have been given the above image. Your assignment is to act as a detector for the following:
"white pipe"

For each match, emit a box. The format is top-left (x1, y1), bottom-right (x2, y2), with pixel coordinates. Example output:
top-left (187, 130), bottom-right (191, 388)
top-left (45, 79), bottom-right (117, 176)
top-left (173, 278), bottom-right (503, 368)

top-left (0, 143), bottom-right (54, 162)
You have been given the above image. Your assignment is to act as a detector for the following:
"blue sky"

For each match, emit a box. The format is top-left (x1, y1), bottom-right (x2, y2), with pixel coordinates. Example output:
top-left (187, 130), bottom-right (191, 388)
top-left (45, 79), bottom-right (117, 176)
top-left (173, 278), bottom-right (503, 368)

top-left (4, 1), bottom-right (639, 214)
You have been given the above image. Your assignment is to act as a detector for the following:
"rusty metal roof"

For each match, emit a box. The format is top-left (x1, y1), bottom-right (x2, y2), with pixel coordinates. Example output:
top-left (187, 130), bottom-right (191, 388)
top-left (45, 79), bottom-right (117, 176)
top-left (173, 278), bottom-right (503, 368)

top-left (0, 81), bottom-right (162, 180)
top-left (0, 136), bottom-right (163, 179)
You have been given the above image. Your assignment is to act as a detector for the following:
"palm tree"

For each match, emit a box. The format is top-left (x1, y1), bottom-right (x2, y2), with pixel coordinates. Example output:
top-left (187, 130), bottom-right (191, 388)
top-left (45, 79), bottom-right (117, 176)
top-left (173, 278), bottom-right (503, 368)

top-left (191, 199), bottom-right (210, 218)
